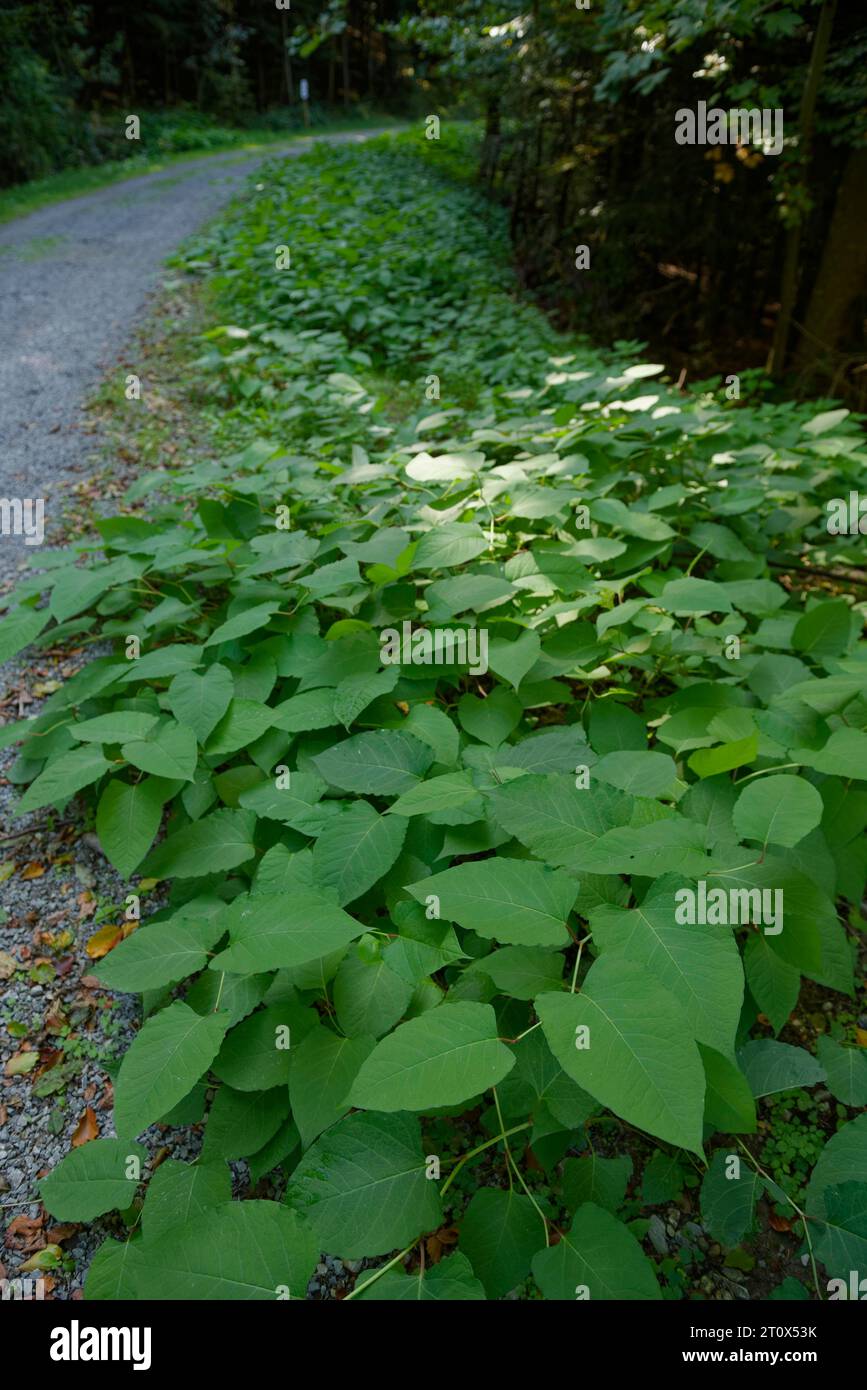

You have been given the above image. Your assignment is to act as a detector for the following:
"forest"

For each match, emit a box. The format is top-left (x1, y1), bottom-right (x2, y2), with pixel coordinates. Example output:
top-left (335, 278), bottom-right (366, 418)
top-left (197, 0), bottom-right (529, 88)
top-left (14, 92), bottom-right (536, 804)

top-left (2, 0), bottom-right (866, 395)
top-left (0, 0), bottom-right (865, 1331)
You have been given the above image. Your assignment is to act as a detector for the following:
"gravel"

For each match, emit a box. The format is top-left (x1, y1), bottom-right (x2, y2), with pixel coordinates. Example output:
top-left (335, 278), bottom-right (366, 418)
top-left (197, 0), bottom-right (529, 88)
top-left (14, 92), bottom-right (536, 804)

top-left (0, 129), bottom-right (385, 592)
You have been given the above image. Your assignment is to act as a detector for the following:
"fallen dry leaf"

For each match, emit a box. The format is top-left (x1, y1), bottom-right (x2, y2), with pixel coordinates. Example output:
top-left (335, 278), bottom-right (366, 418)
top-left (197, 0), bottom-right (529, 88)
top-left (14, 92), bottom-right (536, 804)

top-left (45, 1224), bottom-right (79, 1245)
top-left (20, 1244), bottom-right (62, 1272)
top-left (5, 1051), bottom-right (39, 1077)
top-left (0, 950), bottom-right (17, 979)
top-left (20, 862), bottom-right (46, 880)
top-left (768, 1212), bottom-right (792, 1232)
top-left (85, 923), bottom-right (123, 959)
top-left (4, 1214), bottom-right (45, 1253)
top-left (71, 1106), bottom-right (100, 1148)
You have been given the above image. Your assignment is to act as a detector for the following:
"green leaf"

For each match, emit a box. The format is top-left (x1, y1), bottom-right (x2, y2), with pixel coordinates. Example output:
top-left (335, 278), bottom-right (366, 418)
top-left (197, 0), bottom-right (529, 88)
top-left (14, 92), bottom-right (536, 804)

top-left (212, 1002), bottom-right (317, 1091)
top-left (94, 916), bottom-right (225, 992)
top-left (72, 712), bottom-right (158, 743)
top-left (16, 744), bottom-right (110, 815)
top-left (472, 945), bottom-right (564, 1000)
top-left (358, 1250), bottom-right (486, 1301)
top-left (348, 1002), bottom-right (515, 1112)
top-left (594, 750), bottom-right (677, 797)
top-left (131, 1201), bottom-right (318, 1300)
top-left (562, 1155), bottom-right (632, 1214)
top-left (737, 1039), bottom-right (825, 1098)
top-left (289, 1027), bottom-right (376, 1147)
top-left (816, 1036), bottom-right (867, 1107)
top-left (792, 600), bottom-right (851, 658)
top-left (486, 630), bottom-right (541, 689)
top-left (209, 888), bottom-right (366, 974)
top-left (142, 808), bottom-right (257, 879)
top-left (806, 1114), bottom-right (867, 1221)
top-left (700, 1150), bottom-right (763, 1245)
top-left (313, 729), bottom-right (434, 795)
top-left (389, 771), bottom-right (481, 818)
top-left (114, 1001), bottom-right (230, 1138)
top-left (168, 664), bottom-right (234, 742)
top-left (412, 521), bottom-right (489, 569)
top-left (0, 606), bottom-right (50, 663)
top-left (205, 601), bottom-right (280, 648)
top-left (458, 687), bottom-right (522, 746)
top-left (333, 667), bottom-right (398, 727)
top-left (532, 1203), bottom-right (660, 1300)
top-left (141, 1159), bottom-right (231, 1240)
top-left (407, 858), bottom-right (577, 947)
top-left (205, 699), bottom-right (274, 757)
top-left (313, 800), bottom-right (407, 904)
top-left (84, 1237), bottom-right (143, 1300)
top-left (537, 956), bottom-right (706, 1153)
top-left (814, 1182), bottom-right (867, 1283)
top-left (590, 876), bottom-right (744, 1057)
top-left (732, 774), bottom-right (823, 848)
top-left (96, 777), bottom-right (165, 877)
top-left (203, 1085), bottom-right (289, 1161)
top-left (122, 719), bottom-right (197, 781)
top-left (333, 943), bottom-right (414, 1038)
top-left (41, 1139), bottom-right (147, 1221)
top-left (271, 687), bottom-right (338, 732)
top-left (699, 1045), bottom-right (757, 1134)
top-left (689, 734), bottom-right (759, 778)
top-left (458, 1189), bottom-right (543, 1298)
top-left (285, 1111), bottom-right (442, 1258)
top-left (743, 933), bottom-right (800, 1035)
top-left (489, 774), bottom-right (633, 868)
top-left (238, 771), bottom-right (328, 830)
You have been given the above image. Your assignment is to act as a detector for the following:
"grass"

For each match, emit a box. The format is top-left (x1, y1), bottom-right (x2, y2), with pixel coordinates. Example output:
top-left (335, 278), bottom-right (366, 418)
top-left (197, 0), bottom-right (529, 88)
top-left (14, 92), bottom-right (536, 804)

top-left (0, 110), bottom-right (403, 225)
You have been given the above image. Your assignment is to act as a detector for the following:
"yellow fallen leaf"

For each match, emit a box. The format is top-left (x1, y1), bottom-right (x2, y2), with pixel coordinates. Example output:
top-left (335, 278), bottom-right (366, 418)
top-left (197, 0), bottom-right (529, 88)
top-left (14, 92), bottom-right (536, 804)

top-left (6, 1051), bottom-right (39, 1077)
top-left (85, 924), bottom-right (123, 959)
top-left (856, 1028), bottom-right (867, 1048)
top-left (137, 878), bottom-right (159, 891)
top-left (0, 861), bottom-right (16, 885)
top-left (20, 1245), bottom-right (62, 1272)
top-left (21, 862), bottom-right (46, 880)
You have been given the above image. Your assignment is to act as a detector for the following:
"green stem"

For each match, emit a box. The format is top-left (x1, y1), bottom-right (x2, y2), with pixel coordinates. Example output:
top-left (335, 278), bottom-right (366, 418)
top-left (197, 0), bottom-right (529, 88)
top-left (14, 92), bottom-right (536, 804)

top-left (343, 1242), bottom-right (417, 1301)
top-left (439, 1123), bottom-right (532, 1199)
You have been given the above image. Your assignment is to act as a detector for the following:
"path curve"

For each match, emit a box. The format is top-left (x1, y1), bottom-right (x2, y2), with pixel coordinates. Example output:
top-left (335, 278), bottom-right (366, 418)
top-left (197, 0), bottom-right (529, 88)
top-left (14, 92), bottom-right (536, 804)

top-left (0, 130), bottom-right (383, 587)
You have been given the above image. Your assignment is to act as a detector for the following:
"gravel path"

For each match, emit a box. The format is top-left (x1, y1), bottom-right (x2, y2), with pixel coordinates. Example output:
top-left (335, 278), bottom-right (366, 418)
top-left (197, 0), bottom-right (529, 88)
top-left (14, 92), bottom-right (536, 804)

top-left (0, 131), bottom-right (385, 1297)
top-left (0, 129), bottom-right (384, 591)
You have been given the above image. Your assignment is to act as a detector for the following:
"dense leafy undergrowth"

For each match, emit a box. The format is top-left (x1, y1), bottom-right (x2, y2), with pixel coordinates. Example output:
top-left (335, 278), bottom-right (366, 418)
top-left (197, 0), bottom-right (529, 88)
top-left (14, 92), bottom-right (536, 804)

top-left (2, 130), bottom-right (866, 1301)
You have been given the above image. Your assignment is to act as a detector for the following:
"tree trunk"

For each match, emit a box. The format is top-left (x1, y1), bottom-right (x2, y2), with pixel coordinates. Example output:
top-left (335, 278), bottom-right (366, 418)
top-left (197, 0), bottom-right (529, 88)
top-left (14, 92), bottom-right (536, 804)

top-left (342, 30), bottom-right (350, 108)
top-left (768, 0), bottom-right (837, 378)
top-left (280, 12), bottom-right (294, 102)
top-left (793, 145), bottom-right (867, 387)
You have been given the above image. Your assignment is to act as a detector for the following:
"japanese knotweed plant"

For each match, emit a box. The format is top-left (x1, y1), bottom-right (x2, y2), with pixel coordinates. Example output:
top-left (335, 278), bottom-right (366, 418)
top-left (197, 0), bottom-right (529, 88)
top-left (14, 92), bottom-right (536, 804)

top-left (2, 133), bottom-right (866, 1301)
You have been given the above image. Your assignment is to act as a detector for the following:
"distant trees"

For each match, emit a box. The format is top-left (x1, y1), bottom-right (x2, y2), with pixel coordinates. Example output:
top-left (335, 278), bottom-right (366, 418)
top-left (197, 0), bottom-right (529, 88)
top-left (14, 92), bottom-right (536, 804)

top-left (0, 0), bottom-right (415, 183)
top-left (400, 0), bottom-right (867, 400)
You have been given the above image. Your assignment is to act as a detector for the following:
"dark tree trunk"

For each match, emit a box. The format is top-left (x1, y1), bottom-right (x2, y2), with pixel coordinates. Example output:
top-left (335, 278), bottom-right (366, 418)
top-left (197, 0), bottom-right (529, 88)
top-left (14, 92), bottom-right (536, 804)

top-left (768, 0), bottom-right (837, 378)
top-left (794, 145), bottom-right (867, 388)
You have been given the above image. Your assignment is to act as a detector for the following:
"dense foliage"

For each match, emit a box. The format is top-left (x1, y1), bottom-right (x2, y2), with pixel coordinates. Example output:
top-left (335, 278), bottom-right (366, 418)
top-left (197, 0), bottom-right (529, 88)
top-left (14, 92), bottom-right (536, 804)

top-left (396, 0), bottom-right (867, 398)
top-left (2, 131), bottom-right (866, 1300)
